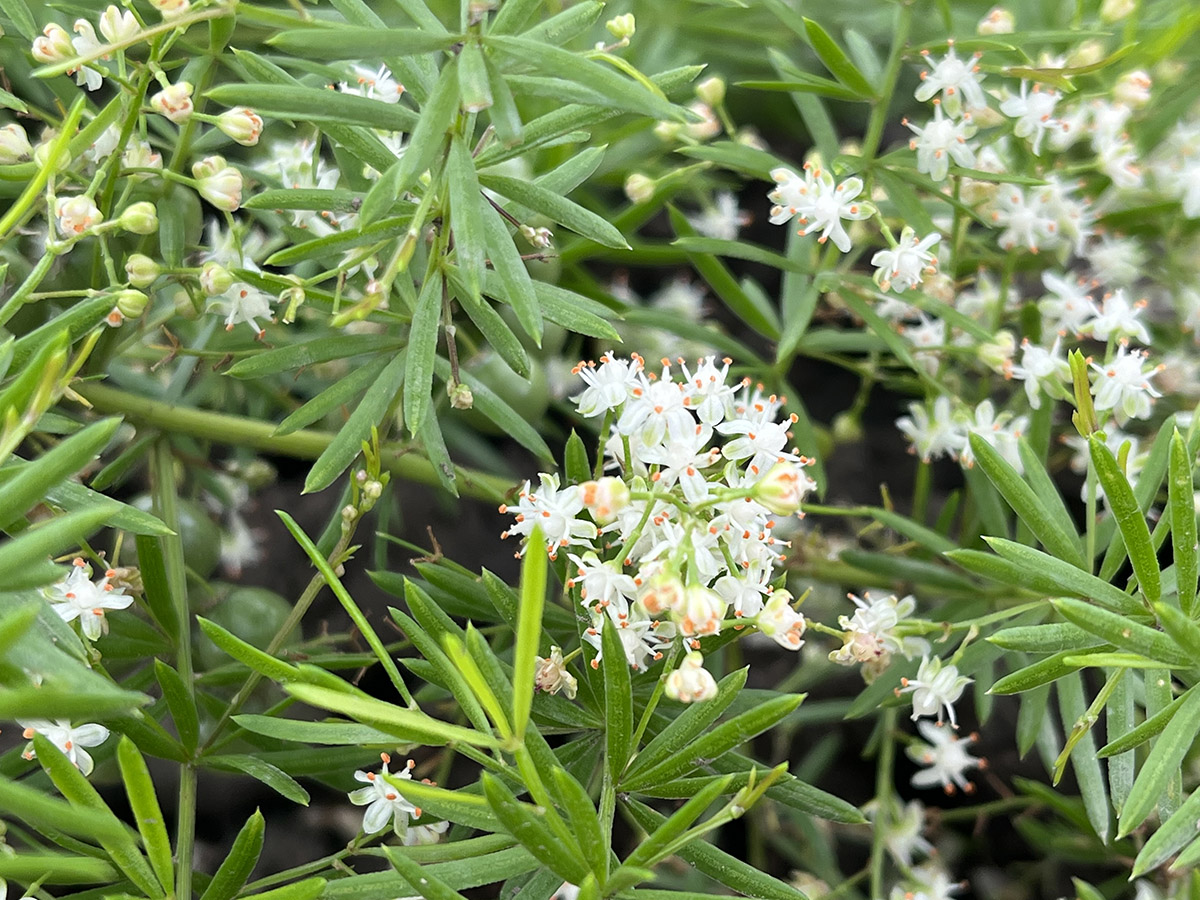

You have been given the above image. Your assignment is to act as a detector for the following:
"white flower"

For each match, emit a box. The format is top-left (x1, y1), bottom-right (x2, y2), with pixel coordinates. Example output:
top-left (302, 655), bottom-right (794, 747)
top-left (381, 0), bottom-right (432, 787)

top-left (217, 107), bottom-right (264, 147)
top-left (867, 798), bottom-right (933, 867)
top-left (999, 81), bottom-right (1060, 156)
top-left (990, 185), bottom-right (1057, 254)
top-left (348, 754), bottom-right (420, 837)
top-left (689, 191), bottom-right (750, 241)
top-left (793, 167), bottom-right (873, 253)
top-left (907, 719), bottom-right (982, 793)
top-left (1007, 337), bottom-right (1070, 410)
top-left (1084, 233), bottom-right (1145, 287)
top-left (20, 720), bottom-right (110, 776)
top-left (534, 646), bottom-right (578, 699)
top-left (151, 81), bottom-right (194, 124)
top-left (618, 364), bottom-right (694, 447)
top-left (896, 395), bottom-right (963, 462)
top-left (674, 584), bottom-right (727, 638)
top-left (914, 45), bottom-right (986, 117)
top-left (584, 608), bottom-right (673, 671)
top-left (501, 474), bottom-right (598, 558)
top-left (1090, 344), bottom-right (1163, 424)
top-left (1086, 289), bottom-right (1150, 344)
top-left (756, 589), bottom-right (806, 650)
top-left (898, 656), bottom-right (972, 727)
top-left (207, 283), bottom-right (274, 337)
top-left (70, 20), bottom-right (106, 91)
top-left (44, 559), bottom-right (133, 640)
top-left (872, 228), bottom-right (941, 292)
top-left (55, 195), bottom-right (103, 237)
top-left (905, 104), bottom-right (976, 181)
top-left (340, 65), bottom-right (405, 103)
top-left (894, 864), bottom-right (966, 900)
top-left (123, 139), bottom-right (163, 177)
top-left (958, 399), bottom-right (1026, 471)
top-left (99, 5), bottom-right (139, 42)
top-left (679, 356), bottom-right (738, 426)
top-left (664, 651), bottom-right (719, 703)
top-left (84, 124), bottom-right (121, 164)
top-left (1114, 70), bottom-right (1152, 107)
top-left (0, 124), bottom-right (32, 164)
top-left (713, 561), bottom-right (772, 618)
top-left (831, 592), bottom-right (928, 669)
top-left (754, 459), bottom-right (816, 516)
top-left (579, 477), bottom-right (630, 525)
top-left (573, 352), bottom-right (644, 418)
top-left (1038, 270), bottom-right (1098, 337)
top-left (568, 552), bottom-right (637, 617)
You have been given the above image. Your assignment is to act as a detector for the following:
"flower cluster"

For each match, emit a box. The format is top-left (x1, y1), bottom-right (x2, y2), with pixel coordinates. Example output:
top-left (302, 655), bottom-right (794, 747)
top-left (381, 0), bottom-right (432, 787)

top-left (503, 353), bottom-right (814, 697)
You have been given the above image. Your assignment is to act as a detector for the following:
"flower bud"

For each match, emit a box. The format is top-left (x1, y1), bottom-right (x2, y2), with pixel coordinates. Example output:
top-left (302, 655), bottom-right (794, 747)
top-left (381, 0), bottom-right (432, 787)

top-left (637, 571), bottom-right (685, 616)
top-left (695, 76), bottom-right (726, 107)
top-left (1065, 40), bottom-right (1104, 68)
top-left (1100, 0), bottom-right (1135, 21)
top-left (978, 330), bottom-right (1016, 374)
top-left (0, 124), bottom-right (32, 164)
top-left (55, 195), bottom-right (102, 236)
top-left (757, 590), bottom-right (806, 650)
top-left (676, 585), bottom-right (727, 637)
top-left (448, 381), bottom-right (474, 410)
top-left (519, 224), bottom-right (553, 249)
top-left (1114, 70), bottom-right (1152, 108)
top-left (580, 477), bottom-right (629, 525)
top-left (977, 6), bottom-right (1014, 34)
top-left (32, 23), bottom-right (73, 64)
top-left (653, 120), bottom-right (683, 142)
top-left (755, 460), bottom-right (816, 516)
top-left (280, 282), bottom-right (305, 324)
top-left (624, 173), bottom-right (655, 204)
top-left (200, 262), bottom-right (234, 296)
top-left (117, 201), bottom-right (158, 234)
top-left (684, 102), bottom-right (721, 141)
top-left (123, 139), bottom-right (162, 177)
top-left (831, 411), bottom-right (864, 444)
top-left (216, 106), bottom-right (264, 146)
top-left (150, 81), bottom-right (194, 124)
top-left (664, 651), bottom-right (718, 703)
top-left (192, 155), bottom-right (242, 212)
top-left (99, 5), bottom-right (139, 42)
top-left (605, 13), bottom-right (635, 40)
top-left (125, 253), bottom-right (160, 287)
top-left (534, 646), bottom-right (578, 699)
top-left (113, 288), bottom-right (148, 318)
top-left (106, 307), bottom-right (125, 327)
top-left (148, 0), bottom-right (191, 19)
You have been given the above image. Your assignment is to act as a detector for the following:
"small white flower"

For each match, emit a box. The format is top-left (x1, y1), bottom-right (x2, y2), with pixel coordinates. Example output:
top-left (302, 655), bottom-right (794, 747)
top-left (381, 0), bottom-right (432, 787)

top-left (501, 474), bottom-right (598, 558)
top-left (679, 356), bottom-right (737, 426)
top-left (990, 185), bottom-right (1057, 254)
top-left (534, 646), bottom-right (578, 699)
top-left (871, 227), bottom-right (941, 292)
top-left (898, 656), bottom-right (972, 728)
top-left (149, 0), bottom-right (191, 19)
top-left (55, 195), bottom-right (103, 237)
top-left (44, 558), bottom-right (133, 640)
top-left (664, 651), bottom-right (719, 703)
top-left (151, 81), bottom-right (194, 124)
top-left (674, 584), bottom-right (727, 638)
top-left (99, 5), bottom-right (139, 43)
top-left (207, 283), bottom-right (274, 337)
top-left (907, 719), bottom-right (982, 793)
top-left (904, 104), bottom-right (976, 181)
top-left (32, 23), bottom-right (73, 64)
top-left (20, 719), bottom-right (110, 776)
top-left (793, 167), bottom-right (873, 253)
top-left (896, 395), bottom-right (963, 463)
top-left (572, 352), bottom-right (644, 418)
top-left (831, 592), bottom-right (928, 670)
top-left (689, 191), bottom-right (751, 241)
top-left (1085, 289), bottom-right (1150, 344)
top-left (348, 754), bottom-right (420, 837)
top-left (957, 399), bottom-right (1026, 471)
top-left (1084, 233), bottom-right (1146, 288)
top-left (1090, 344), bottom-right (1163, 425)
top-left (84, 124), bottom-right (121, 164)
top-left (123, 139), bottom-right (163, 177)
top-left (914, 44), bottom-right (986, 117)
top-left (756, 589), bottom-right (806, 650)
top-left (340, 65), bottom-right (405, 103)
top-left (1007, 337), bottom-right (1070, 410)
top-left (999, 81), bottom-right (1060, 156)
top-left (1038, 270), bottom-right (1098, 337)
top-left (70, 20), bottom-right (106, 91)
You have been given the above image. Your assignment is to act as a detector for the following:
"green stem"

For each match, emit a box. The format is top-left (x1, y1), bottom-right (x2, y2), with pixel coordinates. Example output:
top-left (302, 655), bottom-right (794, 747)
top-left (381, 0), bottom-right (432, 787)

top-left (0, 252), bottom-right (61, 328)
top-left (629, 642), bottom-right (680, 752)
top-left (860, 2), bottom-right (914, 163)
top-left (73, 382), bottom-right (512, 502)
top-left (868, 709), bottom-right (897, 900)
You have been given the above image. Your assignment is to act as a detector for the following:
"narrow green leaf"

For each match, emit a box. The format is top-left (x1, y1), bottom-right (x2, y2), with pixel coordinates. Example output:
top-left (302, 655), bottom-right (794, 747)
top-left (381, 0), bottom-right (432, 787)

top-left (802, 17), bottom-right (876, 96)
top-left (274, 356), bottom-right (388, 436)
top-left (207, 83), bottom-right (419, 132)
top-left (384, 776), bottom-right (501, 832)
top-left (201, 756), bottom-right (309, 806)
top-left (233, 715), bottom-right (400, 746)
top-left (988, 622), bottom-right (1102, 653)
top-left (484, 55), bottom-right (524, 146)
top-left (304, 348), bottom-right (406, 493)
top-left (1169, 429), bottom-right (1198, 615)
top-left (199, 810), bottom-right (265, 900)
top-left (479, 173), bottom-right (629, 250)
top-left (246, 878), bottom-right (327, 900)
top-left (625, 776), bottom-right (732, 869)
top-left (382, 845), bottom-right (470, 900)
top-left (629, 668), bottom-right (748, 779)
top-left (458, 40), bottom-right (492, 112)
top-left (1058, 672), bottom-right (1110, 842)
top-left (989, 650), bottom-right (1095, 695)
top-left (481, 773), bottom-right (591, 884)
top-left (197, 616), bottom-right (301, 682)
top-left (564, 432), bottom-right (589, 483)
top-left (1053, 599), bottom-right (1187, 667)
top-left (0, 854), bottom-right (117, 884)
top-left (1119, 683), bottom-right (1200, 837)
top-left (267, 27), bottom-right (459, 58)
top-left (448, 136), bottom-right (487, 302)
top-left (404, 270), bottom-right (443, 437)
top-left (1098, 688), bottom-right (1185, 758)
top-left (1091, 434), bottom-right (1161, 603)
top-left (969, 432), bottom-right (1084, 568)
top-left (602, 615), bottom-right (634, 781)
top-left (512, 524), bottom-right (547, 738)
top-left (32, 734), bottom-right (163, 897)
top-left (549, 768), bottom-right (606, 878)
top-left (0, 773), bottom-right (129, 843)
top-left (435, 357), bottom-right (553, 462)
top-left (226, 335), bottom-right (400, 378)
top-left (154, 659), bottom-right (199, 752)
top-left (1134, 780), bottom-right (1200, 875)
top-left (1108, 667), bottom-right (1135, 815)
top-left (968, 539), bottom-right (1144, 614)
top-left (0, 507), bottom-right (114, 590)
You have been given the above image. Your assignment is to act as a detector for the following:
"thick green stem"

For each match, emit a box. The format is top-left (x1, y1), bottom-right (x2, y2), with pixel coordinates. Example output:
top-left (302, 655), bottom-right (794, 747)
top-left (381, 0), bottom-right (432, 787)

top-left (868, 709), bottom-right (897, 900)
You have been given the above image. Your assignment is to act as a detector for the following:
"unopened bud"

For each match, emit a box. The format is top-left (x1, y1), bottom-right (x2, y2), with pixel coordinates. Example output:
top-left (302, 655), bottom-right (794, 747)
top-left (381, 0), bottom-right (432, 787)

top-left (0, 124), bottom-right (32, 164)
top-left (1100, 0), bottom-right (1135, 21)
top-left (638, 571), bottom-right (686, 616)
top-left (148, 0), bottom-right (191, 19)
top-left (125, 253), bottom-right (160, 287)
top-left (1114, 70), bottom-right (1152, 108)
top-left (32, 23), bottom-right (73, 64)
top-left (519, 224), bottom-right (553, 249)
top-left (695, 76), bottom-right (726, 107)
top-left (448, 381), bottom-right (474, 410)
top-left (653, 120), bottom-right (683, 142)
top-left (1065, 40), bottom-right (1104, 68)
top-left (216, 106), bottom-right (264, 146)
top-left (192, 155), bottom-right (242, 212)
top-left (117, 201), bottom-right (158, 234)
top-left (99, 5), bottom-right (139, 42)
top-left (684, 101), bottom-right (721, 141)
top-left (113, 288), bottom-right (149, 318)
top-left (150, 81), bottom-right (194, 124)
top-left (605, 13), bottom-right (635, 40)
top-left (200, 262), bottom-right (234, 297)
top-left (664, 651), bottom-right (718, 703)
top-left (755, 460), bottom-right (816, 516)
top-left (624, 173), bottom-right (655, 205)
top-left (978, 330), bottom-right (1016, 374)
top-left (54, 195), bottom-right (103, 237)
top-left (977, 6), bottom-right (1014, 34)
top-left (831, 412), bottom-right (864, 444)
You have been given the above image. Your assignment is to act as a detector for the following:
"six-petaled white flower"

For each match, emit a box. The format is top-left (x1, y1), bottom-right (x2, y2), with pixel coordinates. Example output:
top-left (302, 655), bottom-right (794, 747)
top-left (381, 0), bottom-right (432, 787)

top-left (44, 558), bottom-right (133, 641)
top-left (907, 719), bottom-right (983, 793)
top-left (914, 44), bottom-right (986, 117)
top-left (20, 719), bottom-right (110, 776)
top-left (898, 656), bottom-right (972, 728)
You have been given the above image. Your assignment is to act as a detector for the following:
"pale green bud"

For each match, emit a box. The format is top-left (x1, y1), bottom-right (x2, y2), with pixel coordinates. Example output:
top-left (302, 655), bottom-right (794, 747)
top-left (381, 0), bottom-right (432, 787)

top-left (117, 201), bottom-right (159, 235)
top-left (125, 253), bottom-right (160, 287)
top-left (605, 13), bottom-right (635, 40)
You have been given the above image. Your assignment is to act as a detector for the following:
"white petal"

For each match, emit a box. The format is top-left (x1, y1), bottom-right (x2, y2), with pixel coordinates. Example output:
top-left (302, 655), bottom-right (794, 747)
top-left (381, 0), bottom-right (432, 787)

top-left (361, 799), bottom-right (392, 834)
